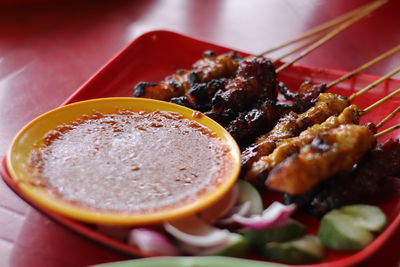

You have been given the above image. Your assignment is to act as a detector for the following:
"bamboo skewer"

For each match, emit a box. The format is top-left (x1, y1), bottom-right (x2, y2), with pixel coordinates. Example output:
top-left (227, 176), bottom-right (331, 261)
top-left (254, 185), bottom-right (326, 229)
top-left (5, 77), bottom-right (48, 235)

top-left (364, 88), bottom-right (400, 113)
top-left (375, 123), bottom-right (400, 137)
top-left (327, 45), bottom-right (400, 89)
top-left (275, 0), bottom-right (387, 74)
top-left (376, 106), bottom-right (400, 129)
top-left (258, 1), bottom-right (385, 56)
top-left (271, 34), bottom-right (322, 64)
top-left (349, 66), bottom-right (400, 101)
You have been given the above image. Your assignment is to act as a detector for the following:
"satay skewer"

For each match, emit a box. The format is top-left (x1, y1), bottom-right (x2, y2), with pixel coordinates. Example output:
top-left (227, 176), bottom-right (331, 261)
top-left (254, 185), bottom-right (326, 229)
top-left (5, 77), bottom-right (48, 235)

top-left (267, 113), bottom-right (400, 196)
top-left (242, 68), bottom-right (400, 172)
top-left (244, 90), bottom-right (400, 183)
top-left (275, 0), bottom-right (387, 73)
top-left (258, 0), bottom-right (386, 55)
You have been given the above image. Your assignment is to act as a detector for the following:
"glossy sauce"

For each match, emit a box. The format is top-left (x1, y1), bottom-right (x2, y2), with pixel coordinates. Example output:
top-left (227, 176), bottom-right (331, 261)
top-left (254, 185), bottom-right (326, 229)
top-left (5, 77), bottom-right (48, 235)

top-left (29, 110), bottom-right (232, 214)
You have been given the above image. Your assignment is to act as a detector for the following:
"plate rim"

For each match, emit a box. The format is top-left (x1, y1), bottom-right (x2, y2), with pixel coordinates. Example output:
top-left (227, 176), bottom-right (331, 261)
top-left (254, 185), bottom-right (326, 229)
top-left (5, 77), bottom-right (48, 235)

top-left (2, 29), bottom-right (400, 267)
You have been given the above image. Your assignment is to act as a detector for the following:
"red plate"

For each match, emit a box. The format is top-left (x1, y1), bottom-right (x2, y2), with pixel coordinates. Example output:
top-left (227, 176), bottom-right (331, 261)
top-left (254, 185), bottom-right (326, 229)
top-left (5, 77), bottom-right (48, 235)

top-left (1, 30), bottom-right (400, 267)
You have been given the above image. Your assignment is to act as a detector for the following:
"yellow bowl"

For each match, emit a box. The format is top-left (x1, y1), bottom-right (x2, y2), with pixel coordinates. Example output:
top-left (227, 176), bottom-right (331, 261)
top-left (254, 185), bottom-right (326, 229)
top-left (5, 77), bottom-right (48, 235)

top-left (7, 97), bottom-right (241, 226)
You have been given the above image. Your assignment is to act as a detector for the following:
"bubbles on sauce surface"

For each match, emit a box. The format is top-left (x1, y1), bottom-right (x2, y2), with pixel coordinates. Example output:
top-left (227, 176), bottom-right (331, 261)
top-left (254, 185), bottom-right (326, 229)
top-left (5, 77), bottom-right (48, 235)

top-left (29, 109), bottom-right (233, 213)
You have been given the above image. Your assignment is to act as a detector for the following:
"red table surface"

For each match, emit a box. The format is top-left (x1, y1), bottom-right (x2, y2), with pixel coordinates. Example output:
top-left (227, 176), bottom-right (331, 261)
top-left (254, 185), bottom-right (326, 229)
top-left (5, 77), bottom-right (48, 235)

top-left (0, 0), bottom-right (399, 266)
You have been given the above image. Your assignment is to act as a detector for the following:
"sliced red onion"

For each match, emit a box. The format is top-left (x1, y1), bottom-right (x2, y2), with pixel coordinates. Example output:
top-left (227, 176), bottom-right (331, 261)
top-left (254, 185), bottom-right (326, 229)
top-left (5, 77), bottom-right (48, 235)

top-left (217, 180), bottom-right (263, 225)
top-left (233, 202), bottom-right (296, 230)
top-left (128, 228), bottom-right (181, 256)
top-left (164, 215), bottom-right (230, 247)
top-left (217, 201), bottom-right (252, 225)
top-left (199, 183), bottom-right (240, 223)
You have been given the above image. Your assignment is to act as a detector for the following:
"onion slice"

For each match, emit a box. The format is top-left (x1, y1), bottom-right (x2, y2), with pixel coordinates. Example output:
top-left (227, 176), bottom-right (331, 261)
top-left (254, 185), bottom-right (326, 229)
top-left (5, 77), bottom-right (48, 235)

top-left (217, 180), bottom-right (263, 225)
top-left (128, 228), bottom-right (181, 256)
top-left (217, 201), bottom-right (252, 225)
top-left (164, 215), bottom-right (231, 247)
top-left (233, 202), bottom-right (296, 230)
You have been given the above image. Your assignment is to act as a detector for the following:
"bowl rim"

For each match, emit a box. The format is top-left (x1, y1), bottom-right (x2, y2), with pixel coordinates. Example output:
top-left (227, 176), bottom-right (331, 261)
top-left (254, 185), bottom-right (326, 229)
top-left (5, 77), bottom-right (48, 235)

top-left (6, 97), bottom-right (241, 225)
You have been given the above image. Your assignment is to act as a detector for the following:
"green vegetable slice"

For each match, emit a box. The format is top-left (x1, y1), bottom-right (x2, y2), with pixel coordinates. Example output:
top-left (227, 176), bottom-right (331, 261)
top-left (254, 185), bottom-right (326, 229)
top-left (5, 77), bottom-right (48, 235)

top-left (318, 204), bottom-right (386, 251)
top-left (240, 218), bottom-right (306, 249)
top-left (261, 235), bottom-right (324, 264)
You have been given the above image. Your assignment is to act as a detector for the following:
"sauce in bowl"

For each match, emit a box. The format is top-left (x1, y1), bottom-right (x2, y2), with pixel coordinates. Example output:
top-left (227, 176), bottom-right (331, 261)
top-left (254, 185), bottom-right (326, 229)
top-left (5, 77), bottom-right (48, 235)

top-left (29, 109), bottom-right (233, 214)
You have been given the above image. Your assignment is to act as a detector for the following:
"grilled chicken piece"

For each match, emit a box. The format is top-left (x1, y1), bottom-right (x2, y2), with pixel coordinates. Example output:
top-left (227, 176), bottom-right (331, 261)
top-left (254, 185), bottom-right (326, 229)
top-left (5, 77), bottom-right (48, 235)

top-left (285, 138), bottom-right (400, 216)
top-left (241, 93), bottom-right (349, 173)
top-left (134, 51), bottom-right (242, 101)
top-left (266, 124), bottom-right (376, 195)
top-left (245, 105), bottom-right (362, 183)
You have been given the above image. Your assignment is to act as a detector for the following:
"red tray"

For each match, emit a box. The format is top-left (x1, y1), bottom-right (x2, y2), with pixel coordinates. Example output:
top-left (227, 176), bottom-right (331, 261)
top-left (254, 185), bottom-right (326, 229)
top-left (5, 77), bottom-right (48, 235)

top-left (2, 30), bottom-right (400, 267)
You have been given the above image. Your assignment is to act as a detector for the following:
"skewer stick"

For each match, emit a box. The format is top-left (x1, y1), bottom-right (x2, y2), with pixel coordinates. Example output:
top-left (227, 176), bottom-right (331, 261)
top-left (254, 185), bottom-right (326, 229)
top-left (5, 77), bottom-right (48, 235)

top-left (363, 87), bottom-right (400, 113)
top-left (258, 0), bottom-right (385, 55)
top-left (275, 0), bottom-right (387, 74)
top-left (349, 66), bottom-right (400, 101)
top-left (375, 123), bottom-right (400, 137)
top-left (271, 34), bottom-right (322, 64)
top-left (376, 106), bottom-right (400, 129)
top-left (327, 45), bottom-right (400, 89)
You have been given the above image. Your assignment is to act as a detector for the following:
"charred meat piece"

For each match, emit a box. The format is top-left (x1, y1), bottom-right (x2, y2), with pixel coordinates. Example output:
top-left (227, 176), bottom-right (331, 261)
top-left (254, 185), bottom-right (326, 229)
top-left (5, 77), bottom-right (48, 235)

top-left (207, 56), bottom-right (277, 121)
top-left (245, 105), bottom-right (362, 184)
top-left (134, 51), bottom-right (242, 101)
top-left (285, 138), bottom-right (400, 216)
top-left (227, 101), bottom-right (292, 149)
top-left (241, 93), bottom-right (350, 174)
top-left (266, 124), bottom-right (376, 195)
top-left (170, 78), bottom-right (228, 111)
top-left (279, 81), bottom-right (327, 112)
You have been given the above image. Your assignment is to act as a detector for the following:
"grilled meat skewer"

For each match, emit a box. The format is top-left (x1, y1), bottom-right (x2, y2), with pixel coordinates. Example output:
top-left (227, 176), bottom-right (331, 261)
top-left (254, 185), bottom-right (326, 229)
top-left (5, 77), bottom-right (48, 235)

top-left (134, 51), bottom-right (242, 101)
top-left (241, 93), bottom-right (349, 172)
top-left (266, 124), bottom-right (376, 195)
top-left (245, 105), bottom-right (362, 184)
top-left (205, 56), bottom-right (277, 122)
top-left (285, 138), bottom-right (400, 216)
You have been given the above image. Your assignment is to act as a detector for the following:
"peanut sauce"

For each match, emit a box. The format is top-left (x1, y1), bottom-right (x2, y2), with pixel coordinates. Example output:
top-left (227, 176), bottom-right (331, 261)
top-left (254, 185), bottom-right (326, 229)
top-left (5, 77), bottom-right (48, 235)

top-left (29, 110), bottom-right (233, 214)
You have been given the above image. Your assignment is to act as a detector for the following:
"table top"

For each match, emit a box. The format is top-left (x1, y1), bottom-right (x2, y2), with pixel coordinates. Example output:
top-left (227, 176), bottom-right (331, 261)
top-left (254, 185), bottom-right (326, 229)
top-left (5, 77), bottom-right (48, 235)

top-left (0, 0), bottom-right (399, 266)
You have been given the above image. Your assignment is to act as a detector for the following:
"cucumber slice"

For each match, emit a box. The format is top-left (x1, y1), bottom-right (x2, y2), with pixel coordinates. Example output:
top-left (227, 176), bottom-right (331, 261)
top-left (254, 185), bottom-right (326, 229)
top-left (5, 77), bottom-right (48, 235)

top-left (90, 256), bottom-right (289, 267)
top-left (182, 233), bottom-right (250, 257)
top-left (203, 233), bottom-right (250, 257)
top-left (261, 235), bottom-right (324, 264)
top-left (318, 210), bottom-right (374, 251)
top-left (340, 205), bottom-right (386, 232)
top-left (237, 180), bottom-right (263, 214)
top-left (239, 218), bottom-right (306, 249)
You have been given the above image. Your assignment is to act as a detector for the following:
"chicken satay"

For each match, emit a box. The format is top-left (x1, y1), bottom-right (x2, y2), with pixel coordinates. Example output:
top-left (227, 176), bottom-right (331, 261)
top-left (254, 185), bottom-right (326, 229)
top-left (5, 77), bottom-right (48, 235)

top-left (278, 81), bottom-right (327, 112)
top-left (266, 124), bottom-right (376, 195)
top-left (285, 138), bottom-right (400, 216)
top-left (245, 105), bottom-right (362, 184)
top-left (134, 51), bottom-right (242, 101)
top-left (205, 56), bottom-right (277, 121)
top-left (241, 93), bottom-right (349, 172)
